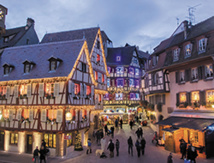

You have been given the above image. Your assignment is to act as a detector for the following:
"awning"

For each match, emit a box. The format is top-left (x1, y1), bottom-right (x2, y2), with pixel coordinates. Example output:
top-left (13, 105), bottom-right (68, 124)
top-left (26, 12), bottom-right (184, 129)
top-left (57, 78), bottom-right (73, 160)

top-left (157, 116), bottom-right (214, 131)
top-left (162, 127), bottom-right (180, 133)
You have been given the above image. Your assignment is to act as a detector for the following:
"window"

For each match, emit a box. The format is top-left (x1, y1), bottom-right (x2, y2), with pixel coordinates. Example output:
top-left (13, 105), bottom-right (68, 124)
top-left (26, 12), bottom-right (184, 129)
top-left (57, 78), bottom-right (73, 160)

top-left (67, 133), bottom-right (73, 147)
top-left (0, 86), bottom-right (6, 96)
top-left (191, 68), bottom-right (198, 81)
top-left (173, 48), bottom-right (180, 62)
top-left (102, 74), bottom-right (104, 83)
top-left (4, 66), bottom-right (9, 75)
top-left (48, 109), bottom-right (57, 120)
top-left (115, 93), bottom-right (123, 100)
top-left (116, 67), bottom-right (124, 74)
top-left (96, 54), bottom-right (100, 63)
top-left (46, 83), bottom-right (54, 95)
top-left (129, 67), bottom-right (134, 76)
top-left (107, 79), bottom-right (110, 87)
top-left (50, 61), bottom-right (56, 71)
top-left (97, 40), bottom-right (100, 49)
top-left (130, 93), bottom-right (135, 100)
top-left (82, 63), bottom-right (86, 73)
top-left (10, 133), bottom-right (18, 145)
top-left (135, 68), bottom-right (139, 76)
top-left (44, 134), bottom-right (56, 148)
top-left (180, 92), bottom-right (187, 103)
top-left (191, 91), bottom-right (200, 103)
top-left (188, 130), bottom-right (198, 145)
top-left (104, 93), bottom-right (109, 100)
top-left (98, 94), bottom-right (101, 102)
top-left (206, 90), bottom-right (214, 103)
top-left (152, 56), bottom-right (158, 66)
top-left (86, 85), bottom-right (91, 95)
top-left (135, 93), bottom-right (140, 100)
top-left (74, 84), bottom-right (80, 95)
top-left (205, 65), bottom-right (213, 78)
top-left (135, 80), bottom-right (140, 88)
top-left (198, 38), bottom-right (207, 53)
top-left (20, 85), bottom-right (27, 95)
top-left (117, 79), bottom-right (124, 87)
top-left (116, 56), bottom-right (121, 62)
top-left (180, 71), bottom-right (185, 83)
top-left (185, 44), bottom-right (192, 58)
top-left (153, 73), bottom-right (159, 85)
top-left (24, 64), bottom-right (30, 73)
top-left (95, 71), bottom-right (98, 81)
top-left (129, 79), bottom-right (134, 87)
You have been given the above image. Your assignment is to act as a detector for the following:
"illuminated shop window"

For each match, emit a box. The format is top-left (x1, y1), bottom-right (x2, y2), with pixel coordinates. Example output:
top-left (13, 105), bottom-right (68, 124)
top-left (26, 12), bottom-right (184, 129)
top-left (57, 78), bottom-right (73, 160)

top-left (191, 91), bottom-right (200, 103)
top-left (206, 90), bottom-right (214, 103)
top-left (188, 130), bottom-right (198, 144)
top-left (115, 93), bottom-right (123, 100)
top-left (180, 92), bottom-right (187, 103)
top-left (44, 134), bottom-right (56, 148)
top-left (10, 133), bottom-right (18, 145)
top-left (20, 84), bottom-right (27, 95)
top-left (67, 133), bottom-right (73, 147)
top-left (117, 79), bottom-right (124, 87)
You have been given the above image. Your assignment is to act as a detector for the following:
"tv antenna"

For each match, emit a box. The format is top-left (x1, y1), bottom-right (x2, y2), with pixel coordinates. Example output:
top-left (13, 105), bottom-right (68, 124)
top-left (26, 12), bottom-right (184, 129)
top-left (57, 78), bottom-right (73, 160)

top-left (187, 4), bottom-right (201, 25)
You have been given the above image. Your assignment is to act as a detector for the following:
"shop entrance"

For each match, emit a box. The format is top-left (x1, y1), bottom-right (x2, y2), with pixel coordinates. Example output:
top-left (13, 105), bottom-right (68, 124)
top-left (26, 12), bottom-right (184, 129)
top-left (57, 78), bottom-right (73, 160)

top-left (26, 135), bottom-right (33, 153)
top-left (0, 131), bottom-right (4, 150)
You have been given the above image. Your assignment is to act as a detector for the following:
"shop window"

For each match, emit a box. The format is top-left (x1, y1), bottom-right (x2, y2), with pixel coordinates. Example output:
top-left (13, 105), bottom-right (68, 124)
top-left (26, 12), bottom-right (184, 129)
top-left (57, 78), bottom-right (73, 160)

top-left (95, 71), bottom-right (98, 81)
top-left (115, 93), bottom-right (123, 100)
top-left (191, 91), bottom-right (200, 103)
top-left (180, 71), bottom-right (185, 83)
top-left (10, 133), bottom-right (18, 145)
top-left (205, 64), bottom-right (213, 79)
top-left (173, 48), bottom-right (180, 62)
top-left (44, 134), bottom-right (56, 148)
top-left (191, 68), bottom-right (198, 81)
top-left (117, 79), bottom-right (124, 88)
top-left (86, 85), bottom-right (91, 95)
top-left (45, 83), bottom-right (54, 96)
top-left (198, 38), bottom-right (207, 53)
top-left (185, 44), bottom-right (192, 58)
top-left (74, 84), bottom-right (80, 95)
top-left (129, 79), bottom-right (134, 87)
top-left (107, 79), bottom-right (110, 87)
top-left (180, 92), bottom-right (187, 103)
top-left (188, 130), bottom-right (198, 145)
top-left (96, 54), bottom-right (100, 63)
top-left (67, 133), bottom-right (73, 147)
top-left (206, 90), bottom-right (214, 104)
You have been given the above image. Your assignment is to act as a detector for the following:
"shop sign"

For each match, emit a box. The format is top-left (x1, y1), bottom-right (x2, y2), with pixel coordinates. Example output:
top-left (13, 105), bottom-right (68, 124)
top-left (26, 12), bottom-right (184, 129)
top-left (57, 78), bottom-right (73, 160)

top-left (64, 135), bottom-right (72, 140)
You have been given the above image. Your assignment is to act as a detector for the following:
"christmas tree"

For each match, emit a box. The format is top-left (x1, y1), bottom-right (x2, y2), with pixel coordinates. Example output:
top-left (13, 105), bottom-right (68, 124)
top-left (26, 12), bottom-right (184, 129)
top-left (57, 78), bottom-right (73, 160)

top-left (74, 131), bottom-right (83, 151)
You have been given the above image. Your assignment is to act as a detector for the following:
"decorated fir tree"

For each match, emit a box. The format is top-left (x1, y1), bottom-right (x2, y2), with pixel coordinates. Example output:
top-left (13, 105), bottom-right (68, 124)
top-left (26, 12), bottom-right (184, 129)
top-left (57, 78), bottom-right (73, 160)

top-left (74, 131), bottom-right (83, 151)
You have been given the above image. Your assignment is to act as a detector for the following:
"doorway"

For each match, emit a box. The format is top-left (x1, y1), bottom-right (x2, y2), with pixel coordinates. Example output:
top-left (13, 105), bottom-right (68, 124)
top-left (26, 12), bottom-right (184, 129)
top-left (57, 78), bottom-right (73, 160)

top-left (0, 131), bottom-right (4, 150)
top-left (26, 135), bottom-right (33, 153)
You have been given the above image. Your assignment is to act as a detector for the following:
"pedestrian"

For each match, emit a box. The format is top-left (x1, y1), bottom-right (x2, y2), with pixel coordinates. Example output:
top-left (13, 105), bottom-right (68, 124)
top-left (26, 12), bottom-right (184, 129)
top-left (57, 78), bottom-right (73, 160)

top-left (129, 120), bottom-right (133, 130)
top-left (180, 139), bottom-right (187, 159)
top-left (101, 136), bottom-right (106, 151)
top-left (96, 130), bottom-right (101, 145)
top-left (116, 139), bottom-right (120, 156)
top-left (152, 131), bottom-right (158, 146)
top-left (167, 153), bottom-right (173, 163)
top-left (110, 126), bottom-right (114, 138)
top-left (120, 118), bottom-right (123, 129)
top-left (191, 146), bottom-right (198, 163)
top-left (135, 139), bottom-right (141, 157)
top-left (104, 124), bottom-right (108, 136)
top-left (33, 146), bottom-right (39, 163)
top-left (127, 136), bottom-right (133, 156)
top-left (86, 138), bottom-right (92, 154)
top-left (107, 139), bottom-right (115, 158)
top-left (39, 146), bottom-right (47, 163)
top-left (135, 127), bottom-right (143, 139)
top-left (141, 137), bottom-right (146, 155)
top-left (41, 139), bottom-right (46, 149)
top-left (115, 119), bottom-right (118, 128)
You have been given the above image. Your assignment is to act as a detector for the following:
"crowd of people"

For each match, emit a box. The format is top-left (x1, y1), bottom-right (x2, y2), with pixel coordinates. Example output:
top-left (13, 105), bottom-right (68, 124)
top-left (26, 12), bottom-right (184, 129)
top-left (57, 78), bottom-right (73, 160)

top-left (33, 140), bottom-right (50, 163)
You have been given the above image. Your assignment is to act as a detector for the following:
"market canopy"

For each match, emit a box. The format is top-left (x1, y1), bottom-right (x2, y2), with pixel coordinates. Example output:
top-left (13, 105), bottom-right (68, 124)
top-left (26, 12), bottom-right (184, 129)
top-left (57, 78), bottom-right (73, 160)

top-left (156, 116), bottom-right (214, 131)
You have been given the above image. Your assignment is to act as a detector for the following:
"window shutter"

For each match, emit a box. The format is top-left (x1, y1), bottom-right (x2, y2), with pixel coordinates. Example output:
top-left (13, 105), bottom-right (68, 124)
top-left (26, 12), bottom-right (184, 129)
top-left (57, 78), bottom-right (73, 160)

top-left (9, 110), bottom-right (13, 121)
top-left (75, 110), bottom-right (79, 121)
top-left (100, 55), bottom-right (102, 65)
top-left (205, 38), bottom-right (208, 50)
top-left (80, 83), bottom-right (83, 98)
top-left (101, 95), bottom-right (103, 105)
top-left (200, 91), bottom-right (206, 106)
top-left (87, 110), bottom-right (89, 120)
top-left (39, 83), bottom-right (44, 97)
top-left (56, 109), bottom-right (63, 123)
top-left (79, 110), bottom-right (82, 120)
top-left (27, 84), bottom-right (31, 97)
top-left (41, 109), bottom-right (47, 122)
top-left (29, 109), bottom-right (34, 121)
top-left (201, 65), bottom-right (205, 79)
top-left (83, 84), bottom-right (87, 98)
top-left (198, 66), bottom-right (202, 80)
top-left (54, 82), bottom-right (60, 97)
top-left (175, 72), bottom-right (179, 83)
top-left (187, 92), bottom-right (191, 105)
top-left (185, 69), bottom-right (190, 82)
top-left (14, 85), bottom-right (18, 98)
top-left (6, 86), bottom-right (10, 99)
top-left (68, 80), bottom-right (72, 94)
top-left (176, 93), bottom-right (180, 106)
top-left (17, 109), bottom-right (22, 120)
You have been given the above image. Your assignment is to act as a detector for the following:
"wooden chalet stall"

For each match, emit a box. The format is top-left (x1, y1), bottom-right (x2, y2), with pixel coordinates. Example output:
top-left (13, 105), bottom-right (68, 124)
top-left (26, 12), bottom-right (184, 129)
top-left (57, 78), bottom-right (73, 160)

top-left (0, 39), bottom-right (97, 156)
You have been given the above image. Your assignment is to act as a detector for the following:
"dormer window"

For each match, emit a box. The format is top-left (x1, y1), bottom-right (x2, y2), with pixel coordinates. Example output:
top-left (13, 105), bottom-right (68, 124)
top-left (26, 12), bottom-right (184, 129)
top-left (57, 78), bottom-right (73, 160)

top-left (185, 44), bottom-right (192, 58)
top-left (3, 63), bottom-right (14, 76)
top-left (173, 48), bottom-right (180, 62)
top-left (116, 56), bottom-right (121, 62)
top-left (48, 56), bottom-right (62, 72)
top-left (23, 60), bottom-right (35, 74)
top-left (198, 38), bottom-right (207, 54)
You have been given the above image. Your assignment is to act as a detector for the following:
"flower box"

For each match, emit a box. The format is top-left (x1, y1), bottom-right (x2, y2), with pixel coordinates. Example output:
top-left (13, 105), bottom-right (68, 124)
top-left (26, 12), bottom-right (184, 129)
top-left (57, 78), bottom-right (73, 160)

top-left (45, 93), bottom-right (55, 99)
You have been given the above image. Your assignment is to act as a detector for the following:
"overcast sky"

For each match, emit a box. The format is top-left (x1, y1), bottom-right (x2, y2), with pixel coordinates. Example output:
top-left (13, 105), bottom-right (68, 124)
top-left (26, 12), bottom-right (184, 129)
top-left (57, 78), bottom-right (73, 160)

top-left (0, 0), bottom-right (213, 53)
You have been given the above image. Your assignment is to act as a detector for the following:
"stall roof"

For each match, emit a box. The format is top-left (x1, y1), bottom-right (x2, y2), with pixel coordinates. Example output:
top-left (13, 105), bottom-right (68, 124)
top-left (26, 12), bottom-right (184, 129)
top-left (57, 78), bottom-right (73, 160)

top-left (162, 127), bottom-right (180, 133)
top-left (157, 116), bottom-right (214, 131)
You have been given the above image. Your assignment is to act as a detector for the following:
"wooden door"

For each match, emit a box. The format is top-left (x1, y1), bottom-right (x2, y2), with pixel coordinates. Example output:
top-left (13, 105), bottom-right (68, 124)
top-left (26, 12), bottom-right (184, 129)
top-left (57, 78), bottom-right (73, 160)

top-left (0, 131), bottom-right (4, 150)
top-left (26, 135), bottom-right (33, 153)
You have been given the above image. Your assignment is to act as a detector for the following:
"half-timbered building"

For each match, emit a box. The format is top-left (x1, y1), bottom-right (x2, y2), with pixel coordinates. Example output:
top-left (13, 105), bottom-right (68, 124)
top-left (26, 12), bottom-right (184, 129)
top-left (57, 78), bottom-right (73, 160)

top-left (0, 39), bottom-right (96, 156)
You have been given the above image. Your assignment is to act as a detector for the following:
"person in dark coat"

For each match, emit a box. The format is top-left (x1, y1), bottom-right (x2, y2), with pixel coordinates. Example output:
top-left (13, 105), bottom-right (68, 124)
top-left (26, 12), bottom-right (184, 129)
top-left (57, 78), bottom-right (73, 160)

top-left (179, 139), bottom-right (187, 159)
top-left (135, 127), bottom-right (143, 139)
top-left (110, 126), bottom-right (115, 138)
top-left (191, 146), bottom-right (198, 163)
top-left (41, 140), bottom-right (46, 149)
top-left (129, 120), bottom-right (133, 130)
top-left (116, 139), bottom-right (120, 156)
top-left (39, 146), bottom-right (47, 163)
top-left (104, 125), bottom-right (108, 136)
top-left (135, 140), bottom-right (141, 157)
top-left (141, 137), bottom-right (146, 155)
top-left (107, 139), bottom-right (115, 158)
top-left (187, 144), bottom-right (192, 161)
top-left (33, 146), bottom-right (39, 163)
top-left (120, 119), bottom-right (123, 129)
top-left (115, 119), bottom-right (118, 128)
top-left (127, 136), bottom-right (133, 156)
top-left (167, 153), bottom-right (173, 163)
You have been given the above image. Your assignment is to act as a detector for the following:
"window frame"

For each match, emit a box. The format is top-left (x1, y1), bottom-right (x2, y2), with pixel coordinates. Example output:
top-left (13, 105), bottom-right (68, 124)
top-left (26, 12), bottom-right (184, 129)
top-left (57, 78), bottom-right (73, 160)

top-left (173, 48), bottom-right (180, 62)
top-left (185, 44), bottom-right (192, 58)
top-left (44, 133), bottom-right (56, 148)
top-left (45, 83), bottom-right (54, 95)
top-left (198, 38), bottom-right (207, 53)
top-left (180, 92), bottom-right (187, 103)
top-left (50, 60), bottom-right (57, 71)
top-left (20, 84), bottom-right (27, 95)
top-left (191, 67), bottom-right (198, 81)
top-left (74, 83), bottom-right (80, 95)
top-left (180, 71), bottom-right (185, 83)
top-left (205, 64), bottom-right (213, 79)
top-left (82, 62), bottom-right (86, 73)
top-left (86, 85), bottom-right (91, 96)
top-left (191, 91), bottom-right (200, 103)
top-left (10, 132), bottom-right (18, 145)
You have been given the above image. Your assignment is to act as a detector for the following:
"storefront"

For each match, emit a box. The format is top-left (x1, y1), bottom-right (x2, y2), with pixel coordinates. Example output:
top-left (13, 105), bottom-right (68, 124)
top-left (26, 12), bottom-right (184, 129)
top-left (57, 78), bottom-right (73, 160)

top-left (100, 112), bottom-right (124, 125)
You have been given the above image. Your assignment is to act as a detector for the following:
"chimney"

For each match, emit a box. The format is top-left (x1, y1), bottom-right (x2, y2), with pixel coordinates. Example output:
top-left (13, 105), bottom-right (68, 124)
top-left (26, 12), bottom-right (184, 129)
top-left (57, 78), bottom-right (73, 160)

top-left (25, 18), bottom-right (35, 30)
top-left (183, 20), bottom-right (188, 39)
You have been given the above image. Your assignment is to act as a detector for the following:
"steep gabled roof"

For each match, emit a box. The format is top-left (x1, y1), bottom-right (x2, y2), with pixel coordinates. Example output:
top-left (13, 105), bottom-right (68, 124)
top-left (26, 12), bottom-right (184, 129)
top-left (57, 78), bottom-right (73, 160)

top-left (0, 39), bottom-right (85, 81)
top-left (106, 46), bottom-right (137, 66)
top-left (41, 27), bottom-right (99, 54)
top-left (101, 31), bottom-right (112, 44)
